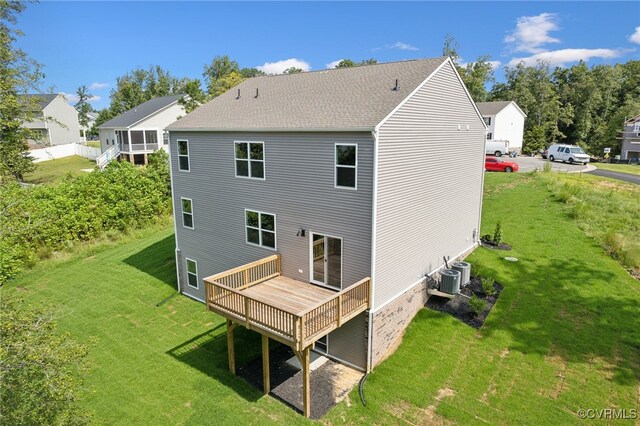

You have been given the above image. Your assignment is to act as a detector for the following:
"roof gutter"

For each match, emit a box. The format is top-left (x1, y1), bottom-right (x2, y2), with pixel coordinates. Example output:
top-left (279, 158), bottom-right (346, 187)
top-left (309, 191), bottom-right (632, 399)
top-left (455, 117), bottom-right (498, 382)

top-left (165, 127), bottom-right (375, 133)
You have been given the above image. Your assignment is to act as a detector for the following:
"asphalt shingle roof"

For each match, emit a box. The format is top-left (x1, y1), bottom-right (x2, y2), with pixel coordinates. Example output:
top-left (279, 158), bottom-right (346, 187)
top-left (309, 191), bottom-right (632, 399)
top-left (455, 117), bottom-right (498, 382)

top-left (21, 94), bottom-right (58, 110)
top-left (98, 94), bottom-right (184, 129)
top-left (475, 101), bottom-right (514, 116)
top-left (167, 57), bottom-right (448, 131)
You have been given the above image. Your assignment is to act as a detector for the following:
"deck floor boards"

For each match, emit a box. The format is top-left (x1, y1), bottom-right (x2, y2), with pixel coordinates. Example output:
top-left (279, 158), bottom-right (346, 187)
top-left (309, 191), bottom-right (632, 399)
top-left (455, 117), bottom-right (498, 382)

top-left (242, 276), bottom-right (336, 316)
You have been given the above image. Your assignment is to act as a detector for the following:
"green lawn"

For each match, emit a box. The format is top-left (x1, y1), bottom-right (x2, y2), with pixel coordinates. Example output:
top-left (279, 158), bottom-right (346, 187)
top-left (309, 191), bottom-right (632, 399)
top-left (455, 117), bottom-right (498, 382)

top-left (595, 163), bottom-right (640, 175)
top-left (23, 155), bottom-right (96, 185)
top-left (4, 174), bottom-right (639, 424)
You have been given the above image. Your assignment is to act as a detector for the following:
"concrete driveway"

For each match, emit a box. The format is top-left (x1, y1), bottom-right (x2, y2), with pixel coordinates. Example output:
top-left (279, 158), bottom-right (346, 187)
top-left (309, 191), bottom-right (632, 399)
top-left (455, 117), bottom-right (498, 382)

top-left (506, 156), bottom-right (591, 173)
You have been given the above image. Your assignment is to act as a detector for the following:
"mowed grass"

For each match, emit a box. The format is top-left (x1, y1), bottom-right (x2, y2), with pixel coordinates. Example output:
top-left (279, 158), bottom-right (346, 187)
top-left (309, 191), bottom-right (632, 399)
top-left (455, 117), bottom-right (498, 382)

top-left (23, 155), bottom-right (96, 185)
top-left (595, 163), bottom-right (640, 176)
top-left (326, 174), bottom-right (639, 425)
top-left (4, 226), bottom-right (306, 425)
top-left (5, 173), bottom-right (640, 424)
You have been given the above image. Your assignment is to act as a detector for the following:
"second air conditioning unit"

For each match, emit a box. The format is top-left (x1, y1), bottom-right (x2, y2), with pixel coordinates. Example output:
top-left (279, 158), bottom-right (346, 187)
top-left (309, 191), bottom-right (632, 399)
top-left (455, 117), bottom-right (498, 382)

top-left (450, 261), bottom-right (471, 286)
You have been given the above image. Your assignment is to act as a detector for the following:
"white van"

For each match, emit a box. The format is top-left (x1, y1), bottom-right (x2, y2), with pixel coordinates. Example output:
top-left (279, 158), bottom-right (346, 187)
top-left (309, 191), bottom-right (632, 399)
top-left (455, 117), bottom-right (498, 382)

top-left (547, 144), bottom-right (590, 164)
top-left (485, 140), bottom-right (509, 157)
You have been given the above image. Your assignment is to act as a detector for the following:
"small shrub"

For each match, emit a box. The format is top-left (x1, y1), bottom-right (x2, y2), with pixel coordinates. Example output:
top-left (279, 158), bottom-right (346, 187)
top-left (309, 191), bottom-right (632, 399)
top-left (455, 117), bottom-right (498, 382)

top-left (493, 222), bottom-right (503, 245)
top-left (470, 262), bottom-right (480, 278)
top-left (480, 234), bottom-right (492, 244)
top-left (542, 162), bottom-right (552, 173)
top-left (481, 276), bottom-right (496, 296)
top-left (468, 295), bottom-right (487, 316)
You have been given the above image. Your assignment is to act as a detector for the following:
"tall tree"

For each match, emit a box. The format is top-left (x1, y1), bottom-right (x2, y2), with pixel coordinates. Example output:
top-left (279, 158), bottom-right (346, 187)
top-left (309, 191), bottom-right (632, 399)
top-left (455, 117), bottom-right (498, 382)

top-left (334, 58), bottom-right (378, 68)
top-left (0, 0), bottom-right (43, 182)
top-left (203, 55), bottom-right (240, 93)
top-left (442, 33), bottom-right (460, 63)
top-left (208, 71), bottom-right (245, 98)
top-left (1, 295), bottom-right (92, 424)
top-left (95, 66), bottom-right (199, 127)
top-left (442, 34), bottom-right (494, 102)
top-left (283, 67), bottom-right (304, 74)
top-left (491, 60), bottom-right (572, 153)
top-left (179, 79), bottom-right (206, 113)
top-left (74, 85), bottom-right (93, 130)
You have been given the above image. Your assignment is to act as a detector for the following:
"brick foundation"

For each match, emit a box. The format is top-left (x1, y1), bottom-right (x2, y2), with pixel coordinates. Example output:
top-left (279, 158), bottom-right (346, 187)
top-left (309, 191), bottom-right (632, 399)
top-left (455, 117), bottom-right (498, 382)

top-left (369, 244), bottom-right (477, 368)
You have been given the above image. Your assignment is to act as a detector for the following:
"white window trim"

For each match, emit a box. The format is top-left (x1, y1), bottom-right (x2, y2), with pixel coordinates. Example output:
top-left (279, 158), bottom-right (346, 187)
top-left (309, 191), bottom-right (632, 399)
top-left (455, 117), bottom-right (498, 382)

top-left (234, 141), bottom-right (266, 181)
top-left (334, 143), bottom-right (358, 190)
top-left (244, 208), bottom-right (276, 251)
top-left (185, 258), bottom-right (199, 289)
top-left (308, 231), bottom-right (344, 291)
top-left (181, 197), bottom-right (194, 230)
top-left (177, 139), bottom-right (190, 172)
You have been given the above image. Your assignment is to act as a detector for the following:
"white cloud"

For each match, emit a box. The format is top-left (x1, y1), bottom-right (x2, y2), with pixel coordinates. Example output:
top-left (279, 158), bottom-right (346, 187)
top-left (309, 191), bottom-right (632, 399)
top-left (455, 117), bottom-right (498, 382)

top-left (59, 92), bottom-right (101, 105)
top-left (629, 26), bottom-right (640, 44)
top-left (257, 58), bottom-right (311, 74)
top-left (326, 60), bottom-right (343, 69)
top-left (388, 42), bottom-right (419, 51)
top-left (89, 82), bottom-right (109, 90)
top-left (508, 48), bottom-right (628, 67)
top-left (505, 13), bottom-right (560, 53)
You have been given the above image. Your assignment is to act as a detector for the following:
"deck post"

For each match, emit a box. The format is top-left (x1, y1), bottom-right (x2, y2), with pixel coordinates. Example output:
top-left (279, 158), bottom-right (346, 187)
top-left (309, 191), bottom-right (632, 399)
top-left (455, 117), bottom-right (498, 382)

top-left (302, 345), bottom-right (310, 418)
top-left (227, 319), bottom-right (236, 375)
top-left (262, 335), bottom-right (270, 395)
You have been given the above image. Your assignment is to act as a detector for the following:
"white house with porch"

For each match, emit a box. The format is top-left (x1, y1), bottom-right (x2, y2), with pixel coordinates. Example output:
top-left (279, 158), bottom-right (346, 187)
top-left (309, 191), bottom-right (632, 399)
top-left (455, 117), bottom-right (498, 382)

top-left (97, 94), bottom-right (185, 165)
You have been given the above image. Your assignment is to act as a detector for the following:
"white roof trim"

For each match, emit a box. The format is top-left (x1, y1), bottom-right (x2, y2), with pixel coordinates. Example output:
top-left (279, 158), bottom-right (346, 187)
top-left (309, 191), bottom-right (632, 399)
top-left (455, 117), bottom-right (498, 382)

top-left (495, 101), bottom-right (527, 117)
top-left (373, 57), bottom-right (487, 131)
top-left (374, 58), bottom-right (449, 131)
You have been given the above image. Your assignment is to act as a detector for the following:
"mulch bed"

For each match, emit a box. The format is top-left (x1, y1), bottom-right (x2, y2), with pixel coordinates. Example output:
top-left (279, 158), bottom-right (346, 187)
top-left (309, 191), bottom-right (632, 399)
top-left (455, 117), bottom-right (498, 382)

top-left (426, 276), bottom-right (503, 328)
top-left (480, 239), bottom-right (512, 251)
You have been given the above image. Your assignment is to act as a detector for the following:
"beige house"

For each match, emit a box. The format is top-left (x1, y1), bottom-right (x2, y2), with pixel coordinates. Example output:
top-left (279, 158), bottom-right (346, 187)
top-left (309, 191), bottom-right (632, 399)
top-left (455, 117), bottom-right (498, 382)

top-left (21, 94), bottom-right (81, 147)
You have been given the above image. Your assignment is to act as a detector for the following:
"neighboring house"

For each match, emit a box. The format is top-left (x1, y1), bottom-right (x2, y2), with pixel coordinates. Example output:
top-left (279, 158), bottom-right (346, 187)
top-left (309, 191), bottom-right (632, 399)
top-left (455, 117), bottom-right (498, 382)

top-left (476, 101), bottom-right (526, 153)
top-left (620, 114), bottom-right (640, 160)
top-left (166, 57), bottom-right (486, 417)
top-left (97, 94), bottom-right (185, 165)
top-left (21, 94), bottom-right (81, 147)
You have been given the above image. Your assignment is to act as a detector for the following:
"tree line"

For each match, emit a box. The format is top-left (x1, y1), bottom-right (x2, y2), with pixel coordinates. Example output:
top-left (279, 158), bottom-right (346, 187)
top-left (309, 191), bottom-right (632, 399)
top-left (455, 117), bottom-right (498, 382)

top-left (90, 47), bottom-right (639, 156)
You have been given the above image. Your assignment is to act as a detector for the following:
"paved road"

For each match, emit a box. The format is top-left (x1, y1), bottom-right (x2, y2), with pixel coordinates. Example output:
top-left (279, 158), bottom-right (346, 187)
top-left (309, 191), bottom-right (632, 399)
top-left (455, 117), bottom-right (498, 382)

top-left (492, 156), bottom-right (589, 173)
top-left (586, 169), bottom-right (640, 185)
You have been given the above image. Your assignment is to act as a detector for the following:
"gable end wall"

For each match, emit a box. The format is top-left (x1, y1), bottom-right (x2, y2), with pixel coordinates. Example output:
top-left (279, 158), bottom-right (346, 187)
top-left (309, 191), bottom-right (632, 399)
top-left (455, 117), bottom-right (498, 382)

top-left (371, 61), bottom-right (485, 365)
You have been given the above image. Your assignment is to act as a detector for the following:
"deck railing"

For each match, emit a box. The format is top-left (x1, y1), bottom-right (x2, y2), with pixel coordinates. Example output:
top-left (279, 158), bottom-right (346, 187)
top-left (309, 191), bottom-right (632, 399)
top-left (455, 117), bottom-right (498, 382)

top-left (203, 255), bottom-right (371, 350)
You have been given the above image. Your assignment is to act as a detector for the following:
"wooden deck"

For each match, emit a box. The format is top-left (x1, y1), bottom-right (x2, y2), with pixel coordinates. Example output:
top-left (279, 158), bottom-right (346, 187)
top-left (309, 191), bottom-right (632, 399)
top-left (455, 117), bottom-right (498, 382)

top-left (203, 254), bottom-right (371, 418)
top-left (242, 276), bottom-right (336, 316)
top-left (203, 254), bottom-right (371, 351)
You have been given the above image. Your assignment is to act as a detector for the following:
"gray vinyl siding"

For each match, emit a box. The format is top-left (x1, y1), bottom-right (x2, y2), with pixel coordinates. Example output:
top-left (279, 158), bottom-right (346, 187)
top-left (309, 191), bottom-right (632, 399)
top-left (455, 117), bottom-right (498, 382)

top-left (169, 131), bottom-right (374, 301)
top-left (622, 123), bottom-right (640, 159)
top-left (373, 61), bottom-right (485, 310)
top-left (327, 312), bottom-right (367, 370)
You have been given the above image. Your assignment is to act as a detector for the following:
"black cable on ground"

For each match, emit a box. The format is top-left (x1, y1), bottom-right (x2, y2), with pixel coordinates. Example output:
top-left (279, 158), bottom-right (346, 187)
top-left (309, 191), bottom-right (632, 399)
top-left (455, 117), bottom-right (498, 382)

top-left (359, 372), bottom-right (369, 406)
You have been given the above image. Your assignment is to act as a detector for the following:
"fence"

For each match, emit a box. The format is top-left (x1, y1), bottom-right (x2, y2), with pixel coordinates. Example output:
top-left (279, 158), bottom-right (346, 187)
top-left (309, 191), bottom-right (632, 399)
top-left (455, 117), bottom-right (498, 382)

top-left (29, 143), bottom-right (101, 163)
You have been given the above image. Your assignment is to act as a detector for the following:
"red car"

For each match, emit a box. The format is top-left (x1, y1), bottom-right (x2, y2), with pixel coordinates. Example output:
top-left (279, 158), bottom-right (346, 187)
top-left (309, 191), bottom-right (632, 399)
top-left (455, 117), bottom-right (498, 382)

top-left (485, 157), bottom-right (518, 173)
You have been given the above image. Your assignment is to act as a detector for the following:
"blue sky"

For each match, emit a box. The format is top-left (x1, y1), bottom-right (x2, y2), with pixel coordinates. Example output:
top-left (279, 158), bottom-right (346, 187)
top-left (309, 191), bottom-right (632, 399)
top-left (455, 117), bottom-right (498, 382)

top-left (17, 1), bottom-right (640, 110)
